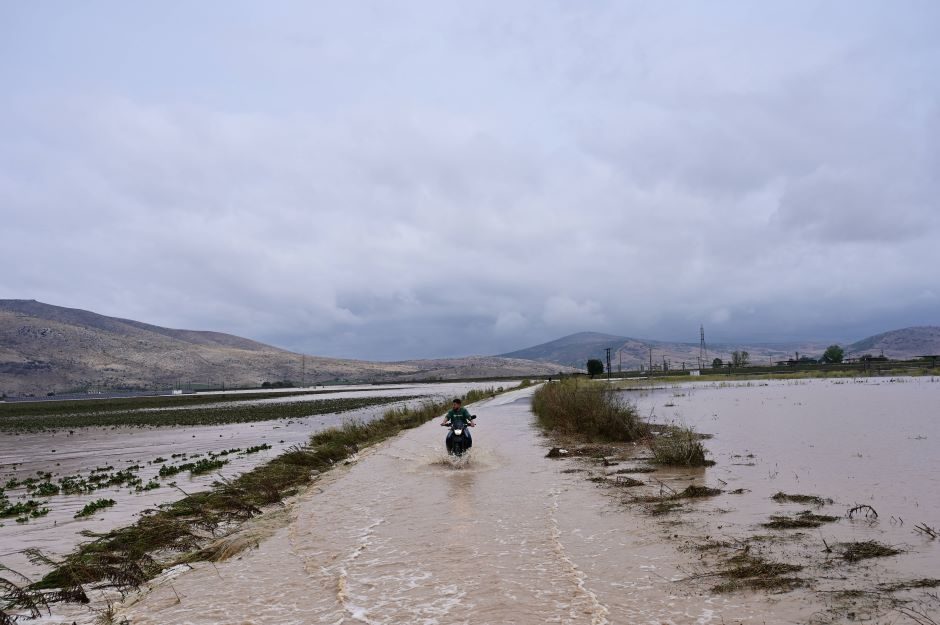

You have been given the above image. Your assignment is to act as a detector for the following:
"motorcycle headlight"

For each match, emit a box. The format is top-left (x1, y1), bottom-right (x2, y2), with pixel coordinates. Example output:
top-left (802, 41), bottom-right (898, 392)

top-left (453, 429), bottom-right (463, 436)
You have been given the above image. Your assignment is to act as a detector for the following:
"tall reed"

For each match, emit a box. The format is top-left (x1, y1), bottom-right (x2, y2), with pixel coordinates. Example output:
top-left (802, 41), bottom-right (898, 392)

top-left (531, 379), bottom-right (646, 441)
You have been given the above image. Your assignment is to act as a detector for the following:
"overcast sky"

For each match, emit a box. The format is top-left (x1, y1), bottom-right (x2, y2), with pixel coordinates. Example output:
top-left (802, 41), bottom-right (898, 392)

top-left (2, 2), bottom-right (938, 360)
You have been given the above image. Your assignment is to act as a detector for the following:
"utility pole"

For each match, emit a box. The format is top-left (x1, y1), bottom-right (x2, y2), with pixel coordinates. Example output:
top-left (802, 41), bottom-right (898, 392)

top-left (618, 350), bottom-right (622, 373)
top-left (302, 354), bottom-right (306, 388)
top-left (605, 347), bottom-right (612, 380)
top-left (699, 324), bottom-right (707, 370)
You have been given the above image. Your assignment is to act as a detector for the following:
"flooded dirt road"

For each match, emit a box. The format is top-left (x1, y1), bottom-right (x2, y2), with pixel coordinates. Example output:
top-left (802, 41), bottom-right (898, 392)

top-left (115, 386), bottom-right (813, 625)
top-left (0, 382), bottom-right (503, 578)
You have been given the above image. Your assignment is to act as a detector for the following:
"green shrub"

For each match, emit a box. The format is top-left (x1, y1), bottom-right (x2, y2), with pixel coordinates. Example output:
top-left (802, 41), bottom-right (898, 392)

top-left (531, 379), bottom-right (646, 441)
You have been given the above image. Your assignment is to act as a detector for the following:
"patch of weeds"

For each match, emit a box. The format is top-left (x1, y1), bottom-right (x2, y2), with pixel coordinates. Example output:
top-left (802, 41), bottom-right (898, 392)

top-left (159, 458), bottom-right (228, 478)
top-left (0, 564), bottom-right (49, 623)
top-left (771, 492), bottom-right (833, 506)
top-left (613, 476), bottom-right (644, 487)
top-left (878, 578), bottom-right (940, 592)
top-left (712, 554), bottom-right (804, 594)
top-left (610, 467), bottom-right (656, 474)
top-left (0, 500), bottom-right (49, 519)
top-left (32, 482), bottom-right (60, 497)
top-left (74, 498), bottom-right (116, 518)
top-left (648, 501), bottom-right (684, 516)
top-left (243, 444), bottom-right (271, 454)
top-left (532, 379), bottom-right (648, 441)
top-left (839, 540), bottom-right (902, 562)
top-left (648, 426), bottom-right (714, 467)
top-left (762, 511), bottom-right (839, 529)
top-left (693, 539), bottom-right (734, 552)
top-left (675, 485), bottom-right (722, 498)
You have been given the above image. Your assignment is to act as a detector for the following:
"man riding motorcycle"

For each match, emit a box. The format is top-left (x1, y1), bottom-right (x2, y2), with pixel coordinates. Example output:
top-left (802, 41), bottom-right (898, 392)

top-left (441, 398), bottom-right (475, 454)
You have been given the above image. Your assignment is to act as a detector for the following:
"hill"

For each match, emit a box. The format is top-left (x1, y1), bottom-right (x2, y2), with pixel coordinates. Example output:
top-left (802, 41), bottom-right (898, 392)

top-left (500, 331), bottom-right (818, 370)
top-left (0, 300), bottom-right (572, 395)
top-left (845, 326), bottom-right (940, 359)
top-left (500, 326), bottom-right (940, 370)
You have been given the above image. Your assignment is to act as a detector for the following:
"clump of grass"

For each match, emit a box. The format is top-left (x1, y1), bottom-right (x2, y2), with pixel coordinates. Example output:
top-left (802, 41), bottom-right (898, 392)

top-left (878, 579), bottom-right (940, 592)
top-left (839, 540), bottom-right (902, 562)
top-left (712, 554), bottom-right (804, 594)
top-left (0, 563), bottom-right (49, 623)
top-left (0, 500), bottom-right (49, 520)
top-left (532, 379), bottom-right (647, 441)
top-left (610, 466), bottom-right (656, 474)
top-left (243, 444), bottom-right (272, 454)
top-left (676, 485), bottom-right (722, 498)
top-left (762, 511), bottom-right (839, 529)
top-left (613, 476), bottom-right (644, 487)
top-left (771, 492), bottom-right (833, 506)
top-left (648, 426), bottom-right (713, 466)
top-left (648, 501), bottom-right (684, 516)
top-left (632, 484), bottom-right (721, 515)
top-left (74, 498), bottom-right (116, 518)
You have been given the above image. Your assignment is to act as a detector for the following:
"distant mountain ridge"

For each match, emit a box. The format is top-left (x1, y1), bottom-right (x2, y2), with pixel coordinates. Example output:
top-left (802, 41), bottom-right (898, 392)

top-left (500, 326), bottom-right (940, 369)
top-left (0, 300), bottom-right (573, 395)
top-left (846, 326), bottom-right (940, 358)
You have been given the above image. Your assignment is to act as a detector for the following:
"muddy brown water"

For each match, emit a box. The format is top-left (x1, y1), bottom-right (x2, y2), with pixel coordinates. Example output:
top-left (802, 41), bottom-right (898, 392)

top-left (15, 378), bottom-right (940, 623)
top-left (0, 382), bottom-right (502, 579)
top-left (627, 376), bottom-right (940, 603)
top-left (111, 386), bottom-right (831, 625)
top-left (630, 377), bottom-right (939, 565)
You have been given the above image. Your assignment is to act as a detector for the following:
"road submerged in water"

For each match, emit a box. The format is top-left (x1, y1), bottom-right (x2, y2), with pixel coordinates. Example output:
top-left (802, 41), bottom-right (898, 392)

top-left (99, 386), bottom-right (819, 625)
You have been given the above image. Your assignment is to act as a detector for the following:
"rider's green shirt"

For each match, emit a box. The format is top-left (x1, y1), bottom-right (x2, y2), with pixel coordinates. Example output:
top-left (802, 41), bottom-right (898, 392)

top-left (445, 407), bottom-right (473, 428)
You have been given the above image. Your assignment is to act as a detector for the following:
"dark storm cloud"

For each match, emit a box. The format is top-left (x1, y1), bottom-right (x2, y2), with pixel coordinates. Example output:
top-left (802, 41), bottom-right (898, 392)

top-left (1, 2), bottom-right (938, 359)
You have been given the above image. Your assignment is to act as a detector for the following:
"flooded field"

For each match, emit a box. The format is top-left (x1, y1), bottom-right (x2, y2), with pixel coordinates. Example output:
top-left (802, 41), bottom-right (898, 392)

top-left (0, 382), bottom-right (504, 578)
top-left (629, 376), bottom-right (939, 564)
top-left (8, 377), bottom-right (940, 624)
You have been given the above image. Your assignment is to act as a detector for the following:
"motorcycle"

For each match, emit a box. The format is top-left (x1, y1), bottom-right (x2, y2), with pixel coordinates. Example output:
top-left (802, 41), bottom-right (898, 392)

top-left (442, 416), bottom-right (475, 457)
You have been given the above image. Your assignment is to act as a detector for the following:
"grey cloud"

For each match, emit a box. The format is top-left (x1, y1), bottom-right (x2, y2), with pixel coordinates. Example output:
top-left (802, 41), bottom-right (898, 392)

top-left (1, 2), bottom-right (939, 359)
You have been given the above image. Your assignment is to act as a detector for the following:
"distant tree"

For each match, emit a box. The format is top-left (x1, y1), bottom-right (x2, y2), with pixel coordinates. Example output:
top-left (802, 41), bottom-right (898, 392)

top-left (731, 351), bottom-right (750, 367)
top-left (711, 358), bottom-right (723, 369)
top-left (586, 359), bottom-right (605, 377)
top-left (822, 345), bottom-right (844, 364)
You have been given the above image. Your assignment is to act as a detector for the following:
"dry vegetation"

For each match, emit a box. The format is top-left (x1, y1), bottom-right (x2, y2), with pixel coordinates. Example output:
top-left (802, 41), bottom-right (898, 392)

top-left (533, 379), bottom-right (713, 467)
top-left (531, 379), bottom-right (647, 441)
